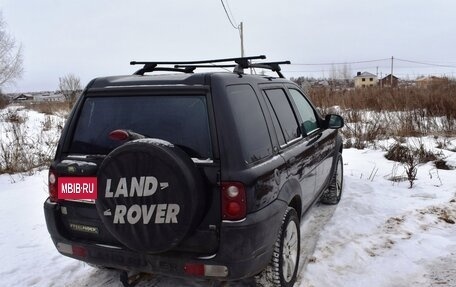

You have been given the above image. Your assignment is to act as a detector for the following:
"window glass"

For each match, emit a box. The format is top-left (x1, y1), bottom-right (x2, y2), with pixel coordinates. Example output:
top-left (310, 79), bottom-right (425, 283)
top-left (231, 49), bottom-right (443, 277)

top-left (226, 85), bottom-right (272, 163)
top-left (289, 89), bottom-right (319, 135)
top-left (264, 89), bottom-right (299, 143)
top-left (263, 92), bottom-right (286, 146)
top-left (70, 95), bottom-right (212, 158)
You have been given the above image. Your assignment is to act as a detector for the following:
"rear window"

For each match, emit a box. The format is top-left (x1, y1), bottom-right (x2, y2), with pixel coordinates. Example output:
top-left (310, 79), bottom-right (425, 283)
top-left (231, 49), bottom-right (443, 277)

top-left (69, 95), bottom-right (212, 158)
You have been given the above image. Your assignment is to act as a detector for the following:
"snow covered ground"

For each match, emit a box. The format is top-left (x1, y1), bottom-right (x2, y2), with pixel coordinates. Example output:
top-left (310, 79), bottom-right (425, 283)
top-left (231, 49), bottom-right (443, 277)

top-left (301, 148), bottom-right (456, 287)
top-left (1, 107), bottom-right (455, 287)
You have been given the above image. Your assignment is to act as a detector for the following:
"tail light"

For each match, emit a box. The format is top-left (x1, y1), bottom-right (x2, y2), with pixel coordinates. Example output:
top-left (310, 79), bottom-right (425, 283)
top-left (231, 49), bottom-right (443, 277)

top-left (183, 263), bottom-right (228, 277)
top-left (221, 182), bottom-right (246, 221)
top-left (56, 243), bottom-right (87, 258)
top-left (184, 263), bottom-right (205, 276)
top-left (48, 168), bottom-right (58, 202)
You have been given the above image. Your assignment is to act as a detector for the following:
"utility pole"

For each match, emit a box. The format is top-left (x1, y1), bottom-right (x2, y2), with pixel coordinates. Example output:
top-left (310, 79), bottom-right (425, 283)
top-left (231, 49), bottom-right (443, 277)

top-left (239, 22), bottom-right (244, 57)
top-left (391, 56), bottom-right (394, 87)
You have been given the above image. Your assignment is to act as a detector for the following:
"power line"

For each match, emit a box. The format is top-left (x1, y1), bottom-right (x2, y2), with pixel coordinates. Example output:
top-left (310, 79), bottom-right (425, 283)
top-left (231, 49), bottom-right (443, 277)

top-left (220, 0), bottom-right (238, 30)
top-left (245, 56), bottom-right (456, 79)
top-left (225, 0), bottom-right (238, 27)
top-left (283, 70), bottom-right (331, 73)
top-left (291, 58), bottom-right (390, 66)
top-left (395, 58), bottom-right (456, 68)
top-left (219, 0), bottom-right (244, 57)
top-left (289, 57), bottom-right (456, 68)
top-left (283, 67), bottom-right (381, 73)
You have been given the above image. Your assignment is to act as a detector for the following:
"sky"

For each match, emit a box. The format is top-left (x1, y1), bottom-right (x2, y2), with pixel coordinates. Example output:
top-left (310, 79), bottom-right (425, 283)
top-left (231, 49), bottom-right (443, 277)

top-left (1, 0), bottom-right (455, 93)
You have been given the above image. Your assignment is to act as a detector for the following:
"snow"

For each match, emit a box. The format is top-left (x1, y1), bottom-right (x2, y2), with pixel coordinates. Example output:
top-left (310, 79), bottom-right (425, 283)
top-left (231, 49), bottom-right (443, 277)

top-left (60, 160), bottom-right (97, 167)
top-left (299, 147), bottom-right (456, 287)
top-left (1, 107), bottom-right (455, 286)
top-left (191, 158), bottom-right (214, 164)
top-left (133, 138), bottom-right (174, 147)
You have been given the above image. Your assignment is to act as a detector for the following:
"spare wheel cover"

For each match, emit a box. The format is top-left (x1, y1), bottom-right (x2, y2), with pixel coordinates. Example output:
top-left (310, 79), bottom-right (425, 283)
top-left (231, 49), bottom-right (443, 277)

top-left (96, 139), bottom-right (205, 253)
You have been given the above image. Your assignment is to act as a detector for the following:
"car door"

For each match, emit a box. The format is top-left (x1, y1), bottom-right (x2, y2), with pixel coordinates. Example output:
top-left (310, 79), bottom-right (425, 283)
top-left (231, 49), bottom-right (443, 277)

top-left (261, 87), bottom-right (318, 212)
top-left (287, 87), bottom-right (336, 195)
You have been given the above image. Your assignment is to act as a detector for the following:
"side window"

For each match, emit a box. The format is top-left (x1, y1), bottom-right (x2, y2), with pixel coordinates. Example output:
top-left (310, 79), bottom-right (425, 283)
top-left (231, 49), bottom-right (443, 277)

top-left (263, 89), bottom-right (300, 144)
top-left (263, 94), bottom-right (286, 146)
top-left (226, 85), bottom-right (273, 164)
top-left (289, 89), bottom-right (319, 135)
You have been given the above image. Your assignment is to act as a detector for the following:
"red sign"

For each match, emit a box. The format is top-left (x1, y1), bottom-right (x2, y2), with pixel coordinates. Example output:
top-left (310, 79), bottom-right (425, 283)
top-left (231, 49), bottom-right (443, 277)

top-left (58, 177), bottom-right (98, 200)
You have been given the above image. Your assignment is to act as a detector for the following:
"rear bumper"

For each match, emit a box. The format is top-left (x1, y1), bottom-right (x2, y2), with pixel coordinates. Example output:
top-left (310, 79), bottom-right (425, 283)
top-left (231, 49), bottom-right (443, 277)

top-left (44, 198), bottom-right (286, 280)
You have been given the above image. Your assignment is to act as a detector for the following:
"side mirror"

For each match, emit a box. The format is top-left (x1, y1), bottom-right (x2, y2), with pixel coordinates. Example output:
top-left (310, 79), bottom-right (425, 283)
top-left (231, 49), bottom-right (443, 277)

top-left (325, 114), bottom-right (344, 129)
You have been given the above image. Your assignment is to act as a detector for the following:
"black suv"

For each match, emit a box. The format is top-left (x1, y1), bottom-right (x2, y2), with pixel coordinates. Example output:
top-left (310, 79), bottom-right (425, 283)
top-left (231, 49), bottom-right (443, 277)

top-left (44, 55), bottom-right (344, 287)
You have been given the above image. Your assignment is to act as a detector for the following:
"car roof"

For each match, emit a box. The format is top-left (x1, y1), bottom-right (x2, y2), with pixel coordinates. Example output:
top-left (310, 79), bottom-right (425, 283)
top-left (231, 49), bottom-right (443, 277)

top-left (87, 72), bottom-right (292, 91)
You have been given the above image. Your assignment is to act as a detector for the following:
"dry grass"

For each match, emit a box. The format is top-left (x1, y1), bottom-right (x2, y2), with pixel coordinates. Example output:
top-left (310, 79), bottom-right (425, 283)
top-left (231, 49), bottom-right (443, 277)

top-left (306, 83), bottom-right (456, 180)
top-left (0, 95), bottom-right (9, 109)
top-left (384, 141), bottom-right (446, 187)
top-left (308, 83), bottom-right (456, 139)
top-left (309, 83), bottom-right (456, 117)
top-left (0, 108), bottom-right (63, 174)
top-left (22, 101), bottom-right (70, 115)
top-left (1, 83), bottom-right (455, 175)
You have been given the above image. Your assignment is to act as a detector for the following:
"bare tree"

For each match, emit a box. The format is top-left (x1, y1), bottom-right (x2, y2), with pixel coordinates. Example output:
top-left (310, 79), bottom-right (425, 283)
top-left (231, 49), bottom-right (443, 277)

top-left (330, 63), bottom-right (352, 80)
top-left (0, 12), bottom-right (23, 88)
top-left (59, 74), bottom-right (81, 108)
top-left (0, 93), bottom-right (9, 109)
top-left (341, 63), bottom-right (352, 80)
top-left (330, 63), bottom-right (338, 80)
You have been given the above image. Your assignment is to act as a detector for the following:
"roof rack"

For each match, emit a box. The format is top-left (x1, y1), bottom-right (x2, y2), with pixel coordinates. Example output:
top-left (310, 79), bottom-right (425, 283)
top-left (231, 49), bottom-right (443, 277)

top-left (130, 55), bottom-right (291, 78)
top-left (132, 64), bottom-right (196, 75)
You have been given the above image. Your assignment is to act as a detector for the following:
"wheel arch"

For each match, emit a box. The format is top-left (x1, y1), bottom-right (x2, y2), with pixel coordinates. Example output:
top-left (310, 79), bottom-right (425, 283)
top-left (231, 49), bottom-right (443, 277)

top-left (289, 195), bottom-right (302, 220)
top-left (277, 178), bottom-right (302, 219)
top-left (330, 134), bottom-right (343, 176)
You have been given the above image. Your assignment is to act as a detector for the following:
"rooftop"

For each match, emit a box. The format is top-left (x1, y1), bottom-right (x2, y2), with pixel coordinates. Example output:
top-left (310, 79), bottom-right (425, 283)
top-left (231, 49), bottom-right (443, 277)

top-left (355, 72), bottom-right (377, 78)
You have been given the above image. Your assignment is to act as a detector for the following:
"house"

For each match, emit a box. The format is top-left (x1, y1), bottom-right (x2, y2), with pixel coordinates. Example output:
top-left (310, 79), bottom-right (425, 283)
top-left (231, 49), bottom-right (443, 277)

top-left (354, 72), bottom-right (378, 88)
top-left (13, 93), bottom-right (33, 101)
top-left (33, 93), bottom-right (65, 102)
top-left (380, 74), bottom-right (399, 88)
top-left (416, 76), bottom-right (448, 88)
top-left (11, 92), bottom-right (66, 102)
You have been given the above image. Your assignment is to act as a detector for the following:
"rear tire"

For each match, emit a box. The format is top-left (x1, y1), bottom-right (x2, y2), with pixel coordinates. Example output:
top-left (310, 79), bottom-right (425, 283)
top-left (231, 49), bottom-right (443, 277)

top-left (320, 153), bottom-right (343, 205)
top-left (258, 207), bottom-right (300, 287)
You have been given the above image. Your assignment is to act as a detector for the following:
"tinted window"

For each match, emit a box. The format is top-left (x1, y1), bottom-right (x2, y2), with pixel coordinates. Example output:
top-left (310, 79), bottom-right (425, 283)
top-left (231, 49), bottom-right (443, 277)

top-left (69, 95), bottom-right (212, 158)
top-left (263, 93), bottom-right (286, 146)
top-left (289, 89), bottom-right (319, 135)
top-left (264, 89), bottom-right (300, 144)
top-left (226, 85), bottom-right (272, 163)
